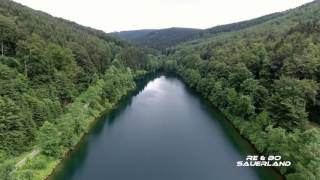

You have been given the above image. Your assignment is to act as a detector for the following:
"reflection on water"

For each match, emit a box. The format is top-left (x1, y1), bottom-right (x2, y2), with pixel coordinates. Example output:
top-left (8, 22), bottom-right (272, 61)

top-left (51, 75), bottom-right (282, 180)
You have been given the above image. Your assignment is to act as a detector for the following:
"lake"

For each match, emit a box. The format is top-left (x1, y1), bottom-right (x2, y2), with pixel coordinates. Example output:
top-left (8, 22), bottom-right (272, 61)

top-left (50, 75), bottom-right (282, 180)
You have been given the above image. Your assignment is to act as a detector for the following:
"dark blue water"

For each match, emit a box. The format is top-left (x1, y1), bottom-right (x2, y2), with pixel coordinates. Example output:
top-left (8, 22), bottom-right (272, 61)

top-left (51, 76), bottom-right (281, 180)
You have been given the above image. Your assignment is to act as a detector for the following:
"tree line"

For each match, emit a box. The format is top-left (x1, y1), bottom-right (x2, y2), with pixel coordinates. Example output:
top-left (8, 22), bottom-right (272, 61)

top-left (163, 3), bottom-right (320, 179)
top-left (0, 0), bottom-right (160, 179)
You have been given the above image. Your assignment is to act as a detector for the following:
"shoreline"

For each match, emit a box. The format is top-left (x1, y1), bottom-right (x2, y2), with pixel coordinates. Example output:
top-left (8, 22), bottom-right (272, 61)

top-left (175, 73), bottom-right (285, 180)
top-left (9, 69), bottom-right (149, 180)
top-left (36, 73), bottom-right (284, 180)
top-left (45, 107), bottom-right (111, 180)
top-left (44, 72), bottom-right (155, 180)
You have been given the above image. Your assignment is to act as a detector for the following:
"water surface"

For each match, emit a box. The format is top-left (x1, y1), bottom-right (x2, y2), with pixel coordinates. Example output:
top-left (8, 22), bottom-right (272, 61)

top-left (51, 76), bottom-right (281, 180)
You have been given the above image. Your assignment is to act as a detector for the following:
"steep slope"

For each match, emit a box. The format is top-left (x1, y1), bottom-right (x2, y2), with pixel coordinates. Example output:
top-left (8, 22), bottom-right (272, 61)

top-left (0, 0), bottom-right (160, 179)
top-left (163, 1), bottom-right (320, 179)
top-left (201, 12), bottom-right (284, 37)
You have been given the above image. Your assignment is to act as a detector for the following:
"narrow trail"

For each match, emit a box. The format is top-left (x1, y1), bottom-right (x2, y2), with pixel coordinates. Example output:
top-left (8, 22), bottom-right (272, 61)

top-left (13, 103), bottom-right (89, 171)
top-left (12, 102), bottom-right (89, 173)
top-left (13, 149), bottom-right (41, 171)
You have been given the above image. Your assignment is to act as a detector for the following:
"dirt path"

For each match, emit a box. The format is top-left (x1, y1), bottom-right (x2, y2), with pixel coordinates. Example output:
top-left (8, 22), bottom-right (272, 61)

top-left (12, 103), bottom-right (88, 173)
top-left (14, 149), bottom-right (41, 169)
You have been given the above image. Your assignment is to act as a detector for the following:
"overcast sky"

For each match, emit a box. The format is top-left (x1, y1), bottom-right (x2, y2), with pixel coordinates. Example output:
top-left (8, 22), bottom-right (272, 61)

top-left (13, 0), bottom-right (313, 32)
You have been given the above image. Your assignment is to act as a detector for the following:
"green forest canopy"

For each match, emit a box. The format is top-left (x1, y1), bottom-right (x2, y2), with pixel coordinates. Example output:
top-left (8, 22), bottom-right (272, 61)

top-left (162, 1), bottom-right (320, 179)
top-left (0, 0), bottom-right (158, 158)
top-left (0, 0), bottom-right (320, 180)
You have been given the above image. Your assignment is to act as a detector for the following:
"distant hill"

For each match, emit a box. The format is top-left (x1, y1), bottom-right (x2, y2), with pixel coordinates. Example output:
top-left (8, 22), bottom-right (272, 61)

top-left (201, 12), bottom-right (284, 37)
top-left (113, 12), bottom-right (286, 50)
top-left (112, 28), bottom-right (201, 50)
top-left (112, 29), bottom-right (156, 41)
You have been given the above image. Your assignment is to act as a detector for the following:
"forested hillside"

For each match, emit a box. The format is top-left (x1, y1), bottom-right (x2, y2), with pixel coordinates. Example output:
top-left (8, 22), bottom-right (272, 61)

top-left (201, 12), bottom-right (284, 38)
top-left (114, 11), bottom-right (286, 50)
top-left (0, 0), bottom-right (160, 179)
top-left (111, 29), bottom-right (156, 42)
top-left (113, 27), bottom-right (202, 50)
top-left (163, 1), bottom-right (320, 179)
top-left (1, 0), bottom-right (320, 179)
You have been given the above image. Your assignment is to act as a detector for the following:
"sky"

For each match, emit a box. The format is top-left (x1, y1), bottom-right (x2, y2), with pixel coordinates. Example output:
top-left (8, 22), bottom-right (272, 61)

top-left (13, 0), bottom-right (313, 33)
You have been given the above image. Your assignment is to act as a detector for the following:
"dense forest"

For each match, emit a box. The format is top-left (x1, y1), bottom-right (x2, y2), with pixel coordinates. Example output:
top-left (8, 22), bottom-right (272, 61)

top-left (113, 11), bottom-right (286, 50)
top-left (113, 27), bottom-right (202, 50)
top-left (162, 1), bottom-right (320, 179)
top-left (1, 0), bottom-right (320, 179)
top-left (0, 0), bottom-right (160, 179)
